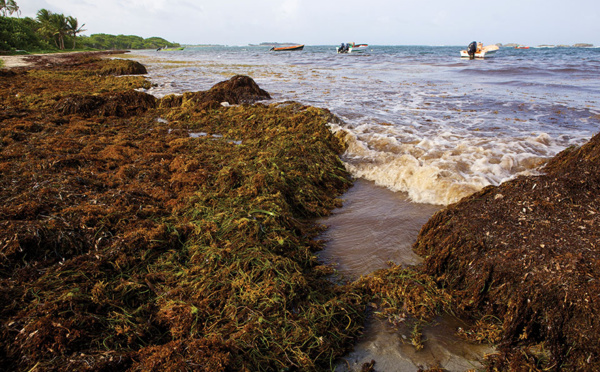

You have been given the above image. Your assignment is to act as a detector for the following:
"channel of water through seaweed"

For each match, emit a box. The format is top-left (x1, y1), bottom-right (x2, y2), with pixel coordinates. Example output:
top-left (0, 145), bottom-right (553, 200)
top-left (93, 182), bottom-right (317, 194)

top-left (318, 179), bottom-right (494, 371)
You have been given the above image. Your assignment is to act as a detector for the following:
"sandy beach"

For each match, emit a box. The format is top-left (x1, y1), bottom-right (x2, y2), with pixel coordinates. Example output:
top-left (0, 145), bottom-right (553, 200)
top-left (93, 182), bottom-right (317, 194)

top-left (0, 55), bottom-right (32, 68)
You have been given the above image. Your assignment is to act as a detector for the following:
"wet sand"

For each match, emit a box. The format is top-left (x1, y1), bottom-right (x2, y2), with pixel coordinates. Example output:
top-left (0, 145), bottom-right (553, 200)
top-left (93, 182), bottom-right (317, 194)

top-left (338, 315), bottom-right (494, 371)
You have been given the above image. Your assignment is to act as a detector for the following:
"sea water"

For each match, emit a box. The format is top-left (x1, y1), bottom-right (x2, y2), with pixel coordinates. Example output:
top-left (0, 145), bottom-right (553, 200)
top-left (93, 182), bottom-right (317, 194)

top-left (127, 45), bottom-right (599, 370)
top-left (131, 45), bottom-right (599, 206)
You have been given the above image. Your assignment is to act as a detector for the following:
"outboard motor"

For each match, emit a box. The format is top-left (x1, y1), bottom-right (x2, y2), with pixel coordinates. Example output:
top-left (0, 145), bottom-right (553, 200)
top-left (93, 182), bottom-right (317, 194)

top-left (467, 41), bottom-right (477, 59)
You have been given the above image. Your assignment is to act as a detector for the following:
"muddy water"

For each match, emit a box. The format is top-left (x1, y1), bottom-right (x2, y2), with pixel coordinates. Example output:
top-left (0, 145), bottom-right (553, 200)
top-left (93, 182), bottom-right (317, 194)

top-left (318, 179), bottom-right (439, 278)
top-left (318, 179), bottom-right (493, 371)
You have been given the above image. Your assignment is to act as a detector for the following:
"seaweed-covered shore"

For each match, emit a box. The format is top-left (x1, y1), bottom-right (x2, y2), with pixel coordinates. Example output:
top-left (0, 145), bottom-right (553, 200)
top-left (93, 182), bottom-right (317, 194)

top-left (414, 132), bottom-right (600, 370)
top-left (2, 52), bottom-right (599, 372)
top-left (0, 53), bottom-right (369, 371)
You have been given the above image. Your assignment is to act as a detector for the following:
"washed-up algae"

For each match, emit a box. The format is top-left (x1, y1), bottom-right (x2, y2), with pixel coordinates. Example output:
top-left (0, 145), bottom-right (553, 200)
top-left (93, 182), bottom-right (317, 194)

top-left (0, 53), bottom-right (366, 371)
top-left (413, 132), bottom-right (600, 370)
top-left (8, 51), bottom-right (596, 372)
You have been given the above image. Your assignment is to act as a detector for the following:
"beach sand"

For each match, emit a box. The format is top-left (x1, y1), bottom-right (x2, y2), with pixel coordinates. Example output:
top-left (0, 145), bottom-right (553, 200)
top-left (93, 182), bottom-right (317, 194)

top-left (0, 55), bottom-right (32, 68)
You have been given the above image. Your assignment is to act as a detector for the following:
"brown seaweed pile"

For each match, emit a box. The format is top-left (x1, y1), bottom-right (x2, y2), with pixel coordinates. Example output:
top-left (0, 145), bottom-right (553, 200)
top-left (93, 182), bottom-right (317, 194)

top-left (0, 53), bottom-right (366, 371)
top-left (413, 132), bottom-right (600, 370)
top-left (7, 51), bottom-right (597, 372)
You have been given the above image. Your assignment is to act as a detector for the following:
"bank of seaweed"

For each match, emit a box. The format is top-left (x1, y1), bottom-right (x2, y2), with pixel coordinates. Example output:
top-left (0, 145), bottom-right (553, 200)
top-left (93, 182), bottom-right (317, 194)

top-left (0, 53), bottom-right (368, 371)
top-left (413, 131), bottom-right (600, 370)
top-left (9, 51), bottom-right (594, 372)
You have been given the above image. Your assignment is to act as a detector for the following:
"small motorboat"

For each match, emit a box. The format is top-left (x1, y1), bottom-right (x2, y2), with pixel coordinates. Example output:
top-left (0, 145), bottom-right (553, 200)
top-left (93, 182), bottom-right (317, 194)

top-left (460, 42), bottom-right (499, 59)
top-left (337, 42), bottom-right (369, 53)
top-left (270, 44), bottom-right (304, 51)
top-left (515, 45), bottom-right (530, 49)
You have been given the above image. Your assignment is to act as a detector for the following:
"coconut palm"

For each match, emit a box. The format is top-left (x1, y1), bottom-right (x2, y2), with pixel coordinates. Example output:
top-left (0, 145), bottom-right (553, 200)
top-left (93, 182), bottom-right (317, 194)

top-left (36, 9), bottom-right (69, 50)
top-left (0, 0), bottom-right (20, 17)
top-left (36, 9), bottom-right (56, 47)
top-left (51, 13), bottom-right (68, 50)
top-left (67, 16), bottom-right (86, 49)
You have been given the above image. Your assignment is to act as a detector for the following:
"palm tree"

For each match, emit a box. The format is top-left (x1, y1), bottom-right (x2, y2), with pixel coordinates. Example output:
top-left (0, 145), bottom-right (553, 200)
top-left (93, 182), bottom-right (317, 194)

top-left (67, 16), bottom-right (86, 49)
top-left (36, 9), bottom-right (57, 47)
top-left (0, 0), bottom-right (20, 17)
top-left (36, 9), bottom-right (69, 50)
top-left (51, 13), bottom-right (68, 50)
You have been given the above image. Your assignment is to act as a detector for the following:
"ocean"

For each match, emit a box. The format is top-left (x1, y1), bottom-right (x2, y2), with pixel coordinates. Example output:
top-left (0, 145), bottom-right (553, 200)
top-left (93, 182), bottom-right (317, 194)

top-left (127, 45), bottom-right (599, 370)
top-left (130, 45), bottom-right (600, 205)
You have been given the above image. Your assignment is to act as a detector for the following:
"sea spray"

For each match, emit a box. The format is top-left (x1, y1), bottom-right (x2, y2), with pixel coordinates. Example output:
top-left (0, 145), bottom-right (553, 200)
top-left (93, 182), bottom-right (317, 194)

top-left (330, 123), bottom-right (560, 205)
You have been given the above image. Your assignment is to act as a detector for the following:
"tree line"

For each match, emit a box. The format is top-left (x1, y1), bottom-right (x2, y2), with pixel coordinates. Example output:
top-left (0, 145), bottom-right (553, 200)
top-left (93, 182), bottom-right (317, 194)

top-left (1, 1), bottom-right (180, 53)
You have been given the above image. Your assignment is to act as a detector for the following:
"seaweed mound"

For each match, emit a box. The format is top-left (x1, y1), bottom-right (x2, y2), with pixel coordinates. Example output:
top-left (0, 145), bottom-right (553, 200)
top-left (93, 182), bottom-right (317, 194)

top-left (0, 69), bottom-right (16, 77)
top-left (160, 75), bottom-right (271, 111)
top-left (202, 74), bottom-right (271, 103)
top-left (19, 51), bottom-right (131, 70)
top-left (98, 59), bottom-right (147, 76)
top-left (54, 90), bottom-right (157, 117)
top-left (414, 133), bottom-right (600, 370)
top-left (0, 54), bottom-right (365, 371)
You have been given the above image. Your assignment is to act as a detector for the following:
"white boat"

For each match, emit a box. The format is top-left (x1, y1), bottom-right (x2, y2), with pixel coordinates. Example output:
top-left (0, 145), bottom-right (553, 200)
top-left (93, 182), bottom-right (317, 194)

top-left (460, 44), bottom-right (499, 59)
top-left (337, 42), bottom-right (369, 53)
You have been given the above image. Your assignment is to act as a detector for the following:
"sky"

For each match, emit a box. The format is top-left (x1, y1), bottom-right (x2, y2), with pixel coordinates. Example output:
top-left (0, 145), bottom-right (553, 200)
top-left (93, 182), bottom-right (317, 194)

top-left (17, 0), bottom-right (600, 47)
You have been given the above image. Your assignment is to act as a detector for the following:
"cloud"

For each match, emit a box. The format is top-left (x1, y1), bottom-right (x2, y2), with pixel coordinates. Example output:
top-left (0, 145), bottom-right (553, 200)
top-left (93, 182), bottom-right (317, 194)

top-left (11, 0), bottom-right (600, 46)
top-left (280, 0), bottom-right (300, 18)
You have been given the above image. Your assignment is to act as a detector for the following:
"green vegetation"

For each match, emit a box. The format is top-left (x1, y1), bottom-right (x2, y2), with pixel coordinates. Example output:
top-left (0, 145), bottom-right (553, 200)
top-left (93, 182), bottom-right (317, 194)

top-left (0, 1), bottom-right (179, 53)
top-left (0, 16), bottom-right (52, 52)
top-left (79, 34), bottom-right (180, 50)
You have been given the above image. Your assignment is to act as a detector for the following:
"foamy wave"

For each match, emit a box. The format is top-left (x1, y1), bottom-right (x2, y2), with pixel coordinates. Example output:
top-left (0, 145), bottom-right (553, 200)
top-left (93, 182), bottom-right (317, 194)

top-left (329, 123), bottom-right (557, 205)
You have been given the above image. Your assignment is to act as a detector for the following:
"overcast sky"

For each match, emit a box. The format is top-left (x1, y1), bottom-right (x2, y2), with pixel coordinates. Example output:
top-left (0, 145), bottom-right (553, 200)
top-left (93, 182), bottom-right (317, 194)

top-left (17, 0), bottom-right (600, 46)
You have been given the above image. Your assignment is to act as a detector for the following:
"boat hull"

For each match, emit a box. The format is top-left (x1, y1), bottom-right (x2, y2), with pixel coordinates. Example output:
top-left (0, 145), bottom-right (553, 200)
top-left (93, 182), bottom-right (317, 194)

top-left (337, 44), bottom-right (369, 53)
top-left (350, 45), bottom-right (368, 52)
top-left (270, 44), bottom-right (304, 51)
top-left (460, 45), bottom-right (498, 59)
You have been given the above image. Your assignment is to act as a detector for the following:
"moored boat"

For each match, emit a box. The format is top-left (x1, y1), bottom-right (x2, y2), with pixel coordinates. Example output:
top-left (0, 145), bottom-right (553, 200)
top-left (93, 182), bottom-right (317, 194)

top-left (460, 43), bottom-right (499, 59)
top-left (337, 42), bottom-right (369, 53)
top-left (270, 44), bottom-right (304, 51)
top-left (515, 45), bottom-right (530, 49)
